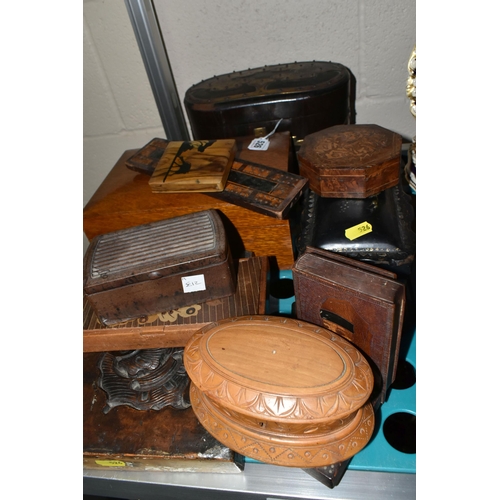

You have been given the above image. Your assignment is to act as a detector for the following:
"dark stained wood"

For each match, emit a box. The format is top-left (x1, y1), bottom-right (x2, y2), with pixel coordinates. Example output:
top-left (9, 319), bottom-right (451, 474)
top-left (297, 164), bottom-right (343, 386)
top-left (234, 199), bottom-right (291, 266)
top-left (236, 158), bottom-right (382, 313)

top-left (207, 160), bottom-right (308, 219)
top-left (83, 351), bottom-right (244, 472)
top-left (292, 247), bottom-right (406, 408)
top-left (83, 256), bottom-right (268, 352)
top-left (83, 210), bottom-right (236, 326)
top-left (184, 61), bottom-right (355, 141)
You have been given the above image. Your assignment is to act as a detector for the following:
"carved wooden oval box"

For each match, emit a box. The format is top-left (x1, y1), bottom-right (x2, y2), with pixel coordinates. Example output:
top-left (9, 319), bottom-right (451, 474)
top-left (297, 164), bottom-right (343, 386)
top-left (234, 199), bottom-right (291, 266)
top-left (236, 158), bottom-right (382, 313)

top-left (297, 124), bottom-right (402, 198)
top-left (184, 316), bottom-right (375, 467)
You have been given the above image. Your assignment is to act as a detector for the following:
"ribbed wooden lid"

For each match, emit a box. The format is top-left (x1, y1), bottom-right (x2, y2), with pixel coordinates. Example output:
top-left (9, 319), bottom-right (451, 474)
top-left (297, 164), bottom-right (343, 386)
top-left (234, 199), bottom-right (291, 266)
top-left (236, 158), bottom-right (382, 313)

top-left (184, 316), bottom-right (373, 424)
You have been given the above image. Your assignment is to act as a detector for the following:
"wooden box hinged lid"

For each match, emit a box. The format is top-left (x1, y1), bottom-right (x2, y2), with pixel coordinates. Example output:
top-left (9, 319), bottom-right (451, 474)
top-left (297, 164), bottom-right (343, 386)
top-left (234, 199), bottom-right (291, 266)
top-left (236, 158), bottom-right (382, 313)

top-left (83, 210), bottom-right (229, 295)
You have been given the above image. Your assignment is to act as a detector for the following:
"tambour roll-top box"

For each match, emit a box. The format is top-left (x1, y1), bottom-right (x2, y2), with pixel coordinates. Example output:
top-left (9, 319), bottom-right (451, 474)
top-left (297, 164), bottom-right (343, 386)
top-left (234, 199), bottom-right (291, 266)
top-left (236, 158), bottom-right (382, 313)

top-left (297, 124), bottom-right (402, 198)
top-left (83, 210), bottom-right (236, 326)
top-left (184, 61), bottom-right (355, 140)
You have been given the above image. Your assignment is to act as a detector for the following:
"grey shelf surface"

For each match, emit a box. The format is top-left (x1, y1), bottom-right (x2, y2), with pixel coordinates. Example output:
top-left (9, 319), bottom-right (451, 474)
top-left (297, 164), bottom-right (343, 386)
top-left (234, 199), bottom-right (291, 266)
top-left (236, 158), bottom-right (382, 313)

top-left (83, 462), bottom-right (416, 500)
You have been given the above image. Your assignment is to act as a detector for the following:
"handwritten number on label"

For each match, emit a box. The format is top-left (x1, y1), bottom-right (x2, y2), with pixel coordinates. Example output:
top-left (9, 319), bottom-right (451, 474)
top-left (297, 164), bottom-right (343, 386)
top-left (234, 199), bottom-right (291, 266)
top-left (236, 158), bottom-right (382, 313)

top-left (345, 221), bottom-right (373, 241)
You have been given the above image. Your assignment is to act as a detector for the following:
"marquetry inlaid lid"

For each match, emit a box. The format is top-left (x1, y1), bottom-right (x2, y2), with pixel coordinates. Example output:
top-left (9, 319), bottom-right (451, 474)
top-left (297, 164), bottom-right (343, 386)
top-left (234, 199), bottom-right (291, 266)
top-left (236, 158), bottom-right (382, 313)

top-left (297, 124), bottom-right (402, 198)
top-left (298, 124), bottom-right (402, 170)
top-left (184, 316), bottom-right (373, 423)
top-left (184, 316), bottom-right (375, 467)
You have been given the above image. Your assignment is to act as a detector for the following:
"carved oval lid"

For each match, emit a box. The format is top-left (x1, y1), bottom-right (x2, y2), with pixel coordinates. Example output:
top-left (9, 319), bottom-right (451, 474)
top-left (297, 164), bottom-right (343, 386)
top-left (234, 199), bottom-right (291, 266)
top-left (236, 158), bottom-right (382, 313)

top-left (184, 316), bottom-right (373, 423)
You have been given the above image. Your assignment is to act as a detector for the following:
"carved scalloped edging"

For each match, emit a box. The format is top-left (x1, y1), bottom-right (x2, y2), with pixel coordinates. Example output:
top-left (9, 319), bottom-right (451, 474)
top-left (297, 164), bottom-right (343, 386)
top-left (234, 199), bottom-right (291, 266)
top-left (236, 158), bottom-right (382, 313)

top-left (190, 384), bottom-right (374, 467)
top-left (184, 316), bottom-right (373, 423)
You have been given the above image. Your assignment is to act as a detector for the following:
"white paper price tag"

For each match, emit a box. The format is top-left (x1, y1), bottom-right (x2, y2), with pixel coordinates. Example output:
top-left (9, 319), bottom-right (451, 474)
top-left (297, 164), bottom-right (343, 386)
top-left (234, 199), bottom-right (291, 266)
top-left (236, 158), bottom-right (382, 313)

top-left (247, 118), bottom-right (283, 152)
top-left (181, 274), bottom-right (206, 293)
top-left (248, 137), bottom-right (270, 151)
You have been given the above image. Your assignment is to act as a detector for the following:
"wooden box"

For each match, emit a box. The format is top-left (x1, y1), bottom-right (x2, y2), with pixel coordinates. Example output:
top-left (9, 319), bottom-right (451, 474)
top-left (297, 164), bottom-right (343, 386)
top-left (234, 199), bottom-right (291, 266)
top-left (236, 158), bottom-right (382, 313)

top-left (297, 124), bottom-right (402, 198)
top-left (125, 138), bottom-right (308, 220)
top-left (292, 247), bottom-right (406, 408)
top-left (296, 177), bottom-right (416, 277)
top-left (184, 316), bottom-right (375, 468)
top-left (83, 351), bottom-right (244, 473)
top-left (184, 61), bottom-right (355, 141)
top-left (84, 256), bottom-right (268, 352)
top-left (83, 132), bottom-right (296, 270)
top-left (83, 210), bottom-right (235, 326)
top-left (148, 139), bottom-right (236, 193)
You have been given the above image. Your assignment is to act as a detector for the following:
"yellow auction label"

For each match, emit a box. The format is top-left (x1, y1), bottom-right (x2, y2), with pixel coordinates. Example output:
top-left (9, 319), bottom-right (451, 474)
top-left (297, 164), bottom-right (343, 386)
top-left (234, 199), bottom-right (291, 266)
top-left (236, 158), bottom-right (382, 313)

top-left (95, 460), bottom-right (126, 467)
top-left (345, 221), bottom-right (373, 241)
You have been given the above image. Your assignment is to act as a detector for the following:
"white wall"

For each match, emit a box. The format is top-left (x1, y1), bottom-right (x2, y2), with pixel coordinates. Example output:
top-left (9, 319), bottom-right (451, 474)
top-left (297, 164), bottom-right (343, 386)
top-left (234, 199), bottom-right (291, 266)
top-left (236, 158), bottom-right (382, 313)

top-left (83, 0), bottom-right (416, 251)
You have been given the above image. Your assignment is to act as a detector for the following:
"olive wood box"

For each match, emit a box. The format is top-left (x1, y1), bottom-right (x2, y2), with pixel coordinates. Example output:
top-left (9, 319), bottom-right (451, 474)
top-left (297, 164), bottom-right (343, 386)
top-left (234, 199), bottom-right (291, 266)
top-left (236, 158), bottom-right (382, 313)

top-left (297, 124), bottom-right (402, 198)
top-left (292, 247), bottom-right (406, 408)
top-left (83, 210), bottom-right (235, 326)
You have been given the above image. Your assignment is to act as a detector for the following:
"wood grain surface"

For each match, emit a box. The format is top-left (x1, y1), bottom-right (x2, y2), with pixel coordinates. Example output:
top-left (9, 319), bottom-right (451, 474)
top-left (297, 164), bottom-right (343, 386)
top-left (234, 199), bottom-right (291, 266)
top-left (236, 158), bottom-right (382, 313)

top-left (298, 124), bottom-right (402, 198)
top-left (83, 351), bottom-right (244, 473)
top-left (184, 316), bottom-right (375, 467)
top-left (149, 139), bottom-right (236, 193)
top-left (83, 256), bottom-right (268, 353)
top-left (84, 135), bottom-right (295, 269)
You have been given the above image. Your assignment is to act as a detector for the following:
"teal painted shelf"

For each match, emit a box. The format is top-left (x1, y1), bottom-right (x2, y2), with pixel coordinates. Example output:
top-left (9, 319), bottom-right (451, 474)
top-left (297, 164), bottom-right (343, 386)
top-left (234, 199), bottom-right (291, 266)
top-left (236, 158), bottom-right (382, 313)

top-left (246, 269), bottom-right (416, 474)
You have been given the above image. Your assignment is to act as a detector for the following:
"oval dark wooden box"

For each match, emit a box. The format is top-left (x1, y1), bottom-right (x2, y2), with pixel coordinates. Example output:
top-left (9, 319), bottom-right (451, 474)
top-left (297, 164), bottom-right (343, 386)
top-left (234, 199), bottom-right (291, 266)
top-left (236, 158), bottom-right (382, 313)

top-left (184, 61), bottom-right (355, 141)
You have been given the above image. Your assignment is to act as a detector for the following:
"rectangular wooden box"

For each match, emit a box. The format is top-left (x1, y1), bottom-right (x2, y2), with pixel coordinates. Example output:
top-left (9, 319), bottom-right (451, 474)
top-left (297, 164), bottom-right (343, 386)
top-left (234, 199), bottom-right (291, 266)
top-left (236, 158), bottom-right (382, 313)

top-left (83, 210), bottom-right (235, 326)
top-left (83, 351), bottom-right (244, 473)
top-left (125, 138), bottom-right (308, 220)
top-left (149, 139), bottom-right (236, 193)
top-left (292, 247), bottom-right (406, 408)
top-left (84, 256), bottom-right (268, 352)
top-left (83, 133), bottom-right (296, 269)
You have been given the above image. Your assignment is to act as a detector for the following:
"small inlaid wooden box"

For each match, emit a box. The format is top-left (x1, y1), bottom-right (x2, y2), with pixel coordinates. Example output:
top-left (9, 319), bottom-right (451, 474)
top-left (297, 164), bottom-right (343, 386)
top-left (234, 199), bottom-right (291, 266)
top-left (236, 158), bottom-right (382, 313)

top-left (83, 210), bottom-right (235, 326)
top-left (149, 139), bottom-right (236, 193)
top-left (297, 124), bottom-right (402, 198)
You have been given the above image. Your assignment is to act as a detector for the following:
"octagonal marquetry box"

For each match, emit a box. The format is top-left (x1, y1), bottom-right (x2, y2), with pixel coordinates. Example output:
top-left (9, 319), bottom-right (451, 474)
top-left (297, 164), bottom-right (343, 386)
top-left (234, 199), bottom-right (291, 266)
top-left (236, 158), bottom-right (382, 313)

top-left (297, 124), bottom-right (402, 198)
top-left (183, 315), bottom-right (375, 468)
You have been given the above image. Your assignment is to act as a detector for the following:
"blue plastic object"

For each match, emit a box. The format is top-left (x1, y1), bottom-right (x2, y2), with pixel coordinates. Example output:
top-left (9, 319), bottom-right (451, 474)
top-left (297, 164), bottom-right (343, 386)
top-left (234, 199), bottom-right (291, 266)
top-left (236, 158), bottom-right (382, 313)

top-left (246, 270), bottom-right (416, 474)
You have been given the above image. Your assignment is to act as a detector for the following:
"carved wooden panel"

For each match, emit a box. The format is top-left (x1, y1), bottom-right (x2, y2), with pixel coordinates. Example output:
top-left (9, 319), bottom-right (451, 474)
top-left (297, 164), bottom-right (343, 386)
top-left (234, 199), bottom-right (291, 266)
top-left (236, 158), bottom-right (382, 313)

top-left (98, 348), bottom-right (190, 414)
